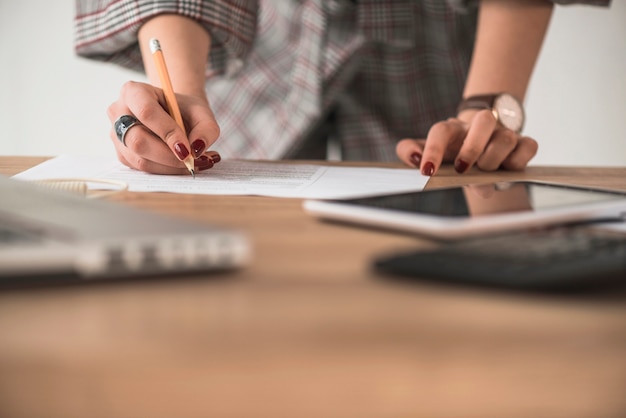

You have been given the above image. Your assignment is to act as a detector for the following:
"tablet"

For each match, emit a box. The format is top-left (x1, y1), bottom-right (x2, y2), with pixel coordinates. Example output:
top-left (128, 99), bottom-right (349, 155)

top-left (303, 181), bottom-right (626, 239)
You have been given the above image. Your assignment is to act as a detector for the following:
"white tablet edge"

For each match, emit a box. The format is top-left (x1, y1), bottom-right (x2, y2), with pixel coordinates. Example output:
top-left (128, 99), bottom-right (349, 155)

top-left (302, 198), bottom-right (626, 240)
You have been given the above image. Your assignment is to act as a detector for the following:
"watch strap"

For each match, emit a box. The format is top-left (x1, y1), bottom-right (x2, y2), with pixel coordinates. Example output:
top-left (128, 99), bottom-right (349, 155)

top-left (456, 94), bottom-right (498, 114)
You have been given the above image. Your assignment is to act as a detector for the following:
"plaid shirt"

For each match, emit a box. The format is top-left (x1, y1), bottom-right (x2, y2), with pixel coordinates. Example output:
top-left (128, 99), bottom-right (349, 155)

top-left (75, 0), bottom-right (609, 161)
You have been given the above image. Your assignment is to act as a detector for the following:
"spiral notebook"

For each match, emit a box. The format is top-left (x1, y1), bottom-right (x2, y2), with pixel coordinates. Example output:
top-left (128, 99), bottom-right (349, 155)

top-left (0, 175), bottom-right (250, 287)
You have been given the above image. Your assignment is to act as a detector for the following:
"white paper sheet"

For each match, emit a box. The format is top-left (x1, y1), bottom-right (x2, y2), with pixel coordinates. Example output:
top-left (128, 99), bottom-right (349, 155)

top-left (14, 155), bottom-right (429, 199)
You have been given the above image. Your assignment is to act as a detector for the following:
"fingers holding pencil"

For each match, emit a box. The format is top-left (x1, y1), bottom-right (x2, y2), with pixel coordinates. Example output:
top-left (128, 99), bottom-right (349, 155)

top-left (107, 81), bottom-right (221, 175)
top-left (106, 36), bottom-right (221, 176)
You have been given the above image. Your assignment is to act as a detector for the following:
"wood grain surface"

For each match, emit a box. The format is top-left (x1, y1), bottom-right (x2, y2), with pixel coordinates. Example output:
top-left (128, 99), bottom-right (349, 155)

top-left (1, 157), bottom-right (625, 418)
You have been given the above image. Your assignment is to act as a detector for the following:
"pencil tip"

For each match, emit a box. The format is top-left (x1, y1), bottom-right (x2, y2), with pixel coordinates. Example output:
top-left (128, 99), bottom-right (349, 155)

top-left (190, 169), bottom-right (196, 179)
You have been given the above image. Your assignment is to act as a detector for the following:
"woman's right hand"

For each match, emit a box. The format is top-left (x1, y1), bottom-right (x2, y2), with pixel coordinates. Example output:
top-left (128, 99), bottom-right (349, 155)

top-left (107, 80), bottom-right (221, 175)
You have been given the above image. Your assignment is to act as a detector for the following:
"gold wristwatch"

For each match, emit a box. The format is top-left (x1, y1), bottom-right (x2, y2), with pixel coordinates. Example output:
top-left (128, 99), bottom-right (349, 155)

top-left (457, 93), bottom-right (525, 134)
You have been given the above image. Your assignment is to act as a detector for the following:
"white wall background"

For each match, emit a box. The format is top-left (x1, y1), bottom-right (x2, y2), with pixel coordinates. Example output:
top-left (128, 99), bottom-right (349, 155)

top-left (1, 1), bottom-right (625, 166)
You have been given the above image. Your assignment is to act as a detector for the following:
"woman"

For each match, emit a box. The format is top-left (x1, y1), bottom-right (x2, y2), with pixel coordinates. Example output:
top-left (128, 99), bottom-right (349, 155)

top-left (74, 0), bottom-right (610, 175)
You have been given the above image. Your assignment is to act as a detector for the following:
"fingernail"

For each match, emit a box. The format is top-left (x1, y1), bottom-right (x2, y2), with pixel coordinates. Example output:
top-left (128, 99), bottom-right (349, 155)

top-left (210, 153), bottom-right (221, 164)
top-left (422, 162), bottom-right (435, 177)
top-left (191, 139), bottom-right (206, 158)
top-left (454, 159), bottom-right (469, 174)
top-left (195, 155), bottom-right (214, 171)
top-left (174, 142), bottom-right (190, 160)
top-left (410, 152), bottom-right (422, 168)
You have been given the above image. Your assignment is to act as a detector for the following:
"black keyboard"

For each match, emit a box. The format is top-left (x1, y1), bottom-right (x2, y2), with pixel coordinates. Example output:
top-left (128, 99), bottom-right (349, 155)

top-left (373, 225), bottom-right (626, 292)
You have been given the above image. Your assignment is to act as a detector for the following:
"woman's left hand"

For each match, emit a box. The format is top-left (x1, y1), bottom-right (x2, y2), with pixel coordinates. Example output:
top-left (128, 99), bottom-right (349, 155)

top-left (395, 109), bottom-right (538, 176)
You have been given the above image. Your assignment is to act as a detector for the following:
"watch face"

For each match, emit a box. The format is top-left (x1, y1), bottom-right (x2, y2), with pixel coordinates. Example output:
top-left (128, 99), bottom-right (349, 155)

top-left (494, 93), bottom-right (524, 133)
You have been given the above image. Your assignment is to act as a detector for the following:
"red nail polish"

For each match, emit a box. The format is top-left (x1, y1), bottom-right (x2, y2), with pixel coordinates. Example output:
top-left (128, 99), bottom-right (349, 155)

top-left (191, 139), bottom-right (206, 158)
top-left (174, 142), bottom-right (190, 160)
top-left (210, 153), bottom-right (221, 164)
top-left (410, 152), bottom-right (422, 168)
top-left (422, 162), bottom-right (435, 176)
top-left (454, 159), bottom-right (469, 174)
top-left (195, 155), bottom-right (214, 171)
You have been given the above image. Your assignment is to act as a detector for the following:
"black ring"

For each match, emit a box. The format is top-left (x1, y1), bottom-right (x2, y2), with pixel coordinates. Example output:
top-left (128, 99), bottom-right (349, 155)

top-left (114, 115), bottom-right (140, 146)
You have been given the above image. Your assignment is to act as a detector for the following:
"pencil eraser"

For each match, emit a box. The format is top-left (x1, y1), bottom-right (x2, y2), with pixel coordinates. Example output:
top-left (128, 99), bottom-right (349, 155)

top-left (149, 38), bottom-right (161, 54)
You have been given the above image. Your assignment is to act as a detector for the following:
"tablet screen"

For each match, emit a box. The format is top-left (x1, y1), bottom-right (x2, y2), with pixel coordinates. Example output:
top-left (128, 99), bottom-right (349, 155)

top-left (334, 182), bottom-right (626, 218)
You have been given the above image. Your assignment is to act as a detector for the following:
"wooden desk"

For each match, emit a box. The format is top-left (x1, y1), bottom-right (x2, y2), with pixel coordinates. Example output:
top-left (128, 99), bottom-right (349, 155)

top-left (1, 157), bottom-right (625, 418)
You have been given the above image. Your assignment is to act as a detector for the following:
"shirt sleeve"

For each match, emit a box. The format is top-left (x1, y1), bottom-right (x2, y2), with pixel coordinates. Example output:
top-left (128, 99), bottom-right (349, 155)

top-left (447, 0), bottom-right (611, 13)
top-left (74, 0), bottom-right (258, 75)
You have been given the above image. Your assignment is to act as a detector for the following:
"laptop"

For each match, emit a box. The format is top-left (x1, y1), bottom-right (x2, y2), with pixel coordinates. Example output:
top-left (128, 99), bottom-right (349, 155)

top-left (0, 175), bottom-right (250, 286)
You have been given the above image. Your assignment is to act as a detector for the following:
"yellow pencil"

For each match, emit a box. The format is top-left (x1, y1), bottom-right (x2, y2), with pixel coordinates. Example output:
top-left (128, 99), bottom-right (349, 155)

top-left (149, 38), bottom-right (195, 178)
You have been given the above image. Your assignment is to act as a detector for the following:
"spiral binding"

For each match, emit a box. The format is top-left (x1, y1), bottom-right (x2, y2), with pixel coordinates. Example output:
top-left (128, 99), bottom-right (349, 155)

top-left (32, 178), bottom-right (128, 198)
